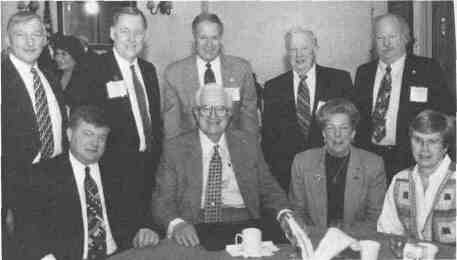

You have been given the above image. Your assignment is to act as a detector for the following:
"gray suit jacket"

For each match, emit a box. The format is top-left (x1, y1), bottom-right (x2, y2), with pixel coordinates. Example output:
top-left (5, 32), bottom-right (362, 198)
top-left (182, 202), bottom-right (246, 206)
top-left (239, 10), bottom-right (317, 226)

top-left (153, 130), bottom-right (289, 229)
top-left (162, 55), bottom-right (258, 139)
top-left (289, 146), bottom-right (386, 230)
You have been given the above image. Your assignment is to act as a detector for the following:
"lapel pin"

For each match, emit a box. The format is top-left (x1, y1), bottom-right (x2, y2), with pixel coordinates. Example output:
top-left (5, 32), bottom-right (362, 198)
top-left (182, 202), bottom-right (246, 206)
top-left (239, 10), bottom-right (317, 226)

top-left (353, 176), bottom-right (360, 180)
top-left (314, 174), bottom-right (322, 181)
top-left (411, 69), bottom-right (416, 75)
top-left (229, 77), bottom-right (235, 82)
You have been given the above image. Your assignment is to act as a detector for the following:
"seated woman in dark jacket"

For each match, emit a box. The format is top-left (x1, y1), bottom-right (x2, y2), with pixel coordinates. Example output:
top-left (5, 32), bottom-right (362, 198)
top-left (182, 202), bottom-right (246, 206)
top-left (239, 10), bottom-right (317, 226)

top-left (289, 98), bottom-right (387, 234)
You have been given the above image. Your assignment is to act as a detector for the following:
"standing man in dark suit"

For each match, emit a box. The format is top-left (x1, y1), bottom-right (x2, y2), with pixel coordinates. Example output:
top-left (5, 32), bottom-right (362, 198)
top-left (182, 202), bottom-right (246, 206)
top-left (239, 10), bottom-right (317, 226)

top-left (353, 13), bottom-right (455, 183)
top-left (163, 13), bottom-right (258, 139)
top-left (2, 11), bottom-right (66, 242)
top-left (19, 106), bottom-right (160, 260)
top-left (262, 28), bottom-right (353, 191)
top-left (84, 7), bottom-right (162, 208)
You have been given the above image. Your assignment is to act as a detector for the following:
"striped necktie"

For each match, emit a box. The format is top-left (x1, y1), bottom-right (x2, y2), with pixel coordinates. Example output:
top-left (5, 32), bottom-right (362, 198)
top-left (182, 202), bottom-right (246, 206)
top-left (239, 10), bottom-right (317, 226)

top-left (372, 65), bottom-right (392, 142)
top-left (31, 67), bottom-right (54, 159)
top-left (203, 145), bottom-right (223, 223)
top-left (85, 166), bottom-right (107, 260)
top-left (296, 74), bottom-right (312, 140)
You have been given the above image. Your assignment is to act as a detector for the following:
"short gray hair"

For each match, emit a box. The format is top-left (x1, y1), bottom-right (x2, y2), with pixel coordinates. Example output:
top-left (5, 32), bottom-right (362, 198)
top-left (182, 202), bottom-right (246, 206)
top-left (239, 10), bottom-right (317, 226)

top-left (194, 83), bottom-right (232, 109)
top-left (316, 98), bottom-right (360, 130)
top-left (409, 109), bottom-right (455, 149)
top-left (284, 27), bottom-right (318, 50)
top-left (373, 13), bottom-right (411, 45)
top-left (7, 11), bottom-right (44, 35)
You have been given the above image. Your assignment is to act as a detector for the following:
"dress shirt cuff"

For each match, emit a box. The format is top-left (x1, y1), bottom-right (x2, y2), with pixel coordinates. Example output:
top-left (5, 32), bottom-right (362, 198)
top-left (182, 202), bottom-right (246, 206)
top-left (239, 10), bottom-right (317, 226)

top-left (41, 254), bottom-right (57, 260)
top-left (277, 209), bottom-right (293, 221)
top-left (167, 218), bottom-right (185, 238)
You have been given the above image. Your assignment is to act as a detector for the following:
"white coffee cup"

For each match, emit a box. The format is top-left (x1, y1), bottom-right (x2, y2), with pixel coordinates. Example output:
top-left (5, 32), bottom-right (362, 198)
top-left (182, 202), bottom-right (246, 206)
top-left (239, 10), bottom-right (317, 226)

top-left (417, 242), bottom-right (439, 260)
top-left (235, 228), bottom-right (262, 257)
top-left (359, 240), bottom-right (381, 260)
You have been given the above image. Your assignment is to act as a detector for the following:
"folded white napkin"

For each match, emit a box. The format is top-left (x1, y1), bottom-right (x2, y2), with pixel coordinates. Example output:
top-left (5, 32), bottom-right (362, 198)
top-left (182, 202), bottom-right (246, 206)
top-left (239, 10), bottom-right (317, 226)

top-left (311, 228), bottom-right (357, 260)
top-left (225, 241), bottom-right (279, 258)
top-left (286, 215), bottom-right (314, 259)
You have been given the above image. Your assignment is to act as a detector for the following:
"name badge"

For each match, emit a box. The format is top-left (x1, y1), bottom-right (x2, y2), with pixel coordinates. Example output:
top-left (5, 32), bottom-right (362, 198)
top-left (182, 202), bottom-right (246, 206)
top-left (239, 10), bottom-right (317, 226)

top-left (225, 87), bottom-right (240, 101)
top-left (409, 86), bottom-right (428, 102)
top-left (106, 80), bottom-right (127, 98)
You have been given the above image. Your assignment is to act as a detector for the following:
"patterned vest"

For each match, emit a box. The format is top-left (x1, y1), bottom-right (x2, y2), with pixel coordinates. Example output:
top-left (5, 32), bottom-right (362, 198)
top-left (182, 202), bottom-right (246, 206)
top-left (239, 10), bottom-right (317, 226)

top-left (393, 163), bottom-right (456, 244)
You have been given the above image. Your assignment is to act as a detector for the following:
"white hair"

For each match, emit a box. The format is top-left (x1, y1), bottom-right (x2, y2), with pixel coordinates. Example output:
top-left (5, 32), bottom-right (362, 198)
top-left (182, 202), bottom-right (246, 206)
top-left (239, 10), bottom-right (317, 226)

top-left (285, 27), bottom-right (318, 50)
top-left (194, 83), bottom-right (233, 109)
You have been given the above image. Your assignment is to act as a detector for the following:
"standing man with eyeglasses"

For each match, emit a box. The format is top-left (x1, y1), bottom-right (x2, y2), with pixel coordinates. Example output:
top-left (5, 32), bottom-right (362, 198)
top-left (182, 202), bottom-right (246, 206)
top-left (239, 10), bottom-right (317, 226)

top-left (262, 28), bottom-right (353, 191)
top-left (353, 13), bottom-right (455, 184)
top-left (2, 12), bottom-right (67, 255)
top-left (83, 7), bottom-right (162, 218)
top-left (163, 12), bottom-right (258, 139)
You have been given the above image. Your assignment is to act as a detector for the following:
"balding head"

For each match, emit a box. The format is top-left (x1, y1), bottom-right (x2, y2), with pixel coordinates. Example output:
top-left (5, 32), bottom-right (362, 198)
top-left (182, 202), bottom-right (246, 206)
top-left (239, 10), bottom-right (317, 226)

top-left (285, 27), bottom-right (317, 75)
top-left (373, 13), bottom-right (410, 64)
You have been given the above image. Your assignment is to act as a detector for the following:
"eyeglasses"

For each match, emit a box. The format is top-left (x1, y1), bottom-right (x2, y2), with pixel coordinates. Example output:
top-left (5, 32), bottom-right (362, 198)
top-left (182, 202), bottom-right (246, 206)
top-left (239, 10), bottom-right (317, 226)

top-left (198, 106), bottom-right (229, 117)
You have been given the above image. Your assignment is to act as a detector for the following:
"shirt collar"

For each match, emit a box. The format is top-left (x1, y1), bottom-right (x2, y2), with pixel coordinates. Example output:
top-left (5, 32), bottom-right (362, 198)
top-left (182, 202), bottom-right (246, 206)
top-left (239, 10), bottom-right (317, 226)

top-left (378, 54), bottom-right (406, 73)
top-left (197, 55), bottom-right (221, 69)
top-left (69, 151), bottom-right (98, 176)
top-left (293, 63), bottom-right (316, 80)
top-left (113, 47), bottom-right (138, 69)
top-left (199, 130), bottom-right (226, 155)
top-left (9, 53), bottom-right (37, 72)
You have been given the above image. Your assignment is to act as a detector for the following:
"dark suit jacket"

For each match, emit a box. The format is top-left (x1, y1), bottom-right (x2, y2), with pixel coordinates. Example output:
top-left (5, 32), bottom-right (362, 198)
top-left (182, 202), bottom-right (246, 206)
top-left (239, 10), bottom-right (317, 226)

top-left (153, 130), bottom-right (290, 229)
top-left (261, 66), bottom-right (353, 190)
top-left (163, 54), bottom-right (259, 139)
top-left (18, 153), bottom-right (160, 260)
top-left (1, 55), bottom-right (67, 210)
top-left (353, 55), bottom-right (455, 165)
top-left (289, 146), bottom-right (386, 230)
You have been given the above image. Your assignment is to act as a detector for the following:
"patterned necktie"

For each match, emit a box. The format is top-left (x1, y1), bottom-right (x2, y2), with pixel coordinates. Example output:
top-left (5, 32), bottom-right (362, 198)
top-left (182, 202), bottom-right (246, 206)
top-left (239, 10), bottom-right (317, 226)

top-left (203, 145), bottom-right (223, 223)
top-left (31, 67), bottom-right (54, 159)
top-left (84, 167), bottom-right (107, 260)
top-left (130, 65), bottom-right (152, 149)
top-left (296, 74), bottom-right (312, 140)
top-left (204, 62), bottom-right (216, 84)
top-left (372, 65), bottom-right (392, 142)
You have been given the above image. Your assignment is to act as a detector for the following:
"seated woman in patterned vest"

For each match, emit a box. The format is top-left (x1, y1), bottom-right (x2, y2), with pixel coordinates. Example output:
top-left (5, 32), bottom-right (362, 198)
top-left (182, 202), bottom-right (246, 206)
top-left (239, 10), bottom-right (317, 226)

top-left (377, 109), bottom-right (455, 244)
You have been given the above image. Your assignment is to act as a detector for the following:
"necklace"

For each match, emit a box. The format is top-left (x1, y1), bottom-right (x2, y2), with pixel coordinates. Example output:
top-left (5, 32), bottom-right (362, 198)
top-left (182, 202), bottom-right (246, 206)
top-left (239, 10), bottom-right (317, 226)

top-left (329, 154), bottom-right (349, 184)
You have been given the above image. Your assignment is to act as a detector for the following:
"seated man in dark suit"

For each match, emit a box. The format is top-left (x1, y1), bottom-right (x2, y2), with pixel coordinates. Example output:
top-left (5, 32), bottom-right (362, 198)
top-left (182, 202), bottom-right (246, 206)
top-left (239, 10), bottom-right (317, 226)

top-left (18, 106), bottom-right (161, 260)
top-left (262, 27), bottom-right (353, 191)
top-left (153, 83), bottom-right (302, 250)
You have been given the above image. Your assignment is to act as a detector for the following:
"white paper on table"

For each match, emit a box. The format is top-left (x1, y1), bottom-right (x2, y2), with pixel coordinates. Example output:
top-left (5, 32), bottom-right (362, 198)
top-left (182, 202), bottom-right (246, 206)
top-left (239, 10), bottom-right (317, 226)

top-left (311, 228), bottom-right (357, 260)
top-left (285, 215), bottom-right (314, 259)
top-left (225, 241), bottom-right (279, 258)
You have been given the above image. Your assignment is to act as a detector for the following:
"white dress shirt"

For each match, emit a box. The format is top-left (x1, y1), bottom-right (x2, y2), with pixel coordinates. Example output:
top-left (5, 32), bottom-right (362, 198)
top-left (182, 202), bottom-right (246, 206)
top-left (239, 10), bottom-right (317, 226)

top-left (9, 53), bottom-right (63, 163)
top-left (69, 152), bottom-right (117, 259)
top-left (293, 65), bottom-right (317, 112)
top-left (196, 56), bottom-right (223, 87)
top-left (371, 55), bottom-right (406, 146)
top-left (112, 48), bottom-right (150, 152)
top-left (377, 155), bottom-right (453, 240)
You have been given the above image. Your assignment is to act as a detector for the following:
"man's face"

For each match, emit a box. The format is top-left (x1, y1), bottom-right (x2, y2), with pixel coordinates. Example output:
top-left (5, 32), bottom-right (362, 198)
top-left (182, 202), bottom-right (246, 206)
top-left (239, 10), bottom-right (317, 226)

top-left (110, 14), bottom-right (145, 62)
top-left (375, 17), bottom-right (407, 64)
top-left (67, 121), bottom-right (110, 165)
top-left (411, 131), bottom-right (447, 172)
top-left (195, 90), bottom-right (231, 141)
top-left (194, 21), bottom-right (222, 62)
top-left (287, 32), bottom-right (316, 75)
top-left (7, 18), bottom-right (47, 65)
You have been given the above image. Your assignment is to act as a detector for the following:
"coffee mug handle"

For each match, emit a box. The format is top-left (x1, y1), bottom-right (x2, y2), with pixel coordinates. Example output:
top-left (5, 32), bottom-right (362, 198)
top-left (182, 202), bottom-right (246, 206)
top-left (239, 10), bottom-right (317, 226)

top-left (235, 233), bottom-right (243, 245)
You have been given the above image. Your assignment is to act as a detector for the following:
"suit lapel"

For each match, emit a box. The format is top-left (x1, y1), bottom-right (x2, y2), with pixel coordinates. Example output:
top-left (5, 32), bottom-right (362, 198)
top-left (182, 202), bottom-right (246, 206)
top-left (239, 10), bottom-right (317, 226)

top-left (366, 61), bottom-right (378, 113)
top-left (137, 60), bottom-right (155, 109)
top-left (185, 131), bottom-right (203, 218)
top-left (107, 51), bottom-right (124, 81)
top-left (313, 65), bottom-right (324, 115)
top-left (343, 146), bottom-right (363, 223)
top-left (309, 149), bottom-right (327, 227)
top-left (396, 55), bottom-right (413, 141)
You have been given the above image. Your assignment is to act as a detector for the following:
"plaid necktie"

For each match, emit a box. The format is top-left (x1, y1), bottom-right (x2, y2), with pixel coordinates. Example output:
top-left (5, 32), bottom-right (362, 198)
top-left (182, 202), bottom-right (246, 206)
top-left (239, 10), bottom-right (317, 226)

top-left (296, 74), bottom-right (312, 139)
top-left (203, 145), bottom-right (223, 223)
top-left (84, 167), bottom-right (107, 260)
top-left (372, 65), bottom-right (392, 142)
top-left (31, 67), bottom-right (54, 159)
top-left (130, 65), bottom-right (152, 149)
top-left (204, 62), bottom-right (216, 84)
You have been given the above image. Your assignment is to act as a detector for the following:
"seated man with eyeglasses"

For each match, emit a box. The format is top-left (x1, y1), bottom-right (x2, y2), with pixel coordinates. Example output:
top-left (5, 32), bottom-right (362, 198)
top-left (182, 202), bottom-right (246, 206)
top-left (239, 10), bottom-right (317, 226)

top-left (153, 83), bottom-right (302, 250)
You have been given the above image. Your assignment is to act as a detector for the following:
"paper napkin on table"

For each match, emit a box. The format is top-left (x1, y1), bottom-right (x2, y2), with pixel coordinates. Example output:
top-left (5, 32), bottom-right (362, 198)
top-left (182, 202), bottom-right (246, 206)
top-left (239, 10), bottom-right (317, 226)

top-left (225, 241), bottom-right (279, 258)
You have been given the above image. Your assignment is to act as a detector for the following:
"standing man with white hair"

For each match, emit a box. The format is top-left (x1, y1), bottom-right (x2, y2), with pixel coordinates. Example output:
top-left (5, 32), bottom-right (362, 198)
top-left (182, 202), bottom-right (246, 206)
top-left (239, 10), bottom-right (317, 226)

top-left (353, 13), bottom-right (455, 184)
top-left (262, 28), bottom-right (353, 191)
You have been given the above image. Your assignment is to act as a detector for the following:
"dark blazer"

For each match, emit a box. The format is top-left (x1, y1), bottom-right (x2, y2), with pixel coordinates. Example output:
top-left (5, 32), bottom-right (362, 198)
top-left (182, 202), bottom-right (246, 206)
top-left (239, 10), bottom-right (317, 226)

top-left (261, 65), bottom-right (353, 191)
top-left (353, 55), bottom-right (455, 163)
top-left (18, 153), bottom-right (160, 260)
top-left (1, 55), bottom-right (67, 210)
top-left (289, 146), bottom-right (386, 230)
top-left (153, 130), bottom-right (290, 229)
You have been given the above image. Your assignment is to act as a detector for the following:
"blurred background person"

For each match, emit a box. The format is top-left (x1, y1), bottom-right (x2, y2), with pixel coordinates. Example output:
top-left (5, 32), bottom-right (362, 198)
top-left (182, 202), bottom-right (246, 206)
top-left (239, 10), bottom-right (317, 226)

top-left (289, 98), bottom-right (386, 233)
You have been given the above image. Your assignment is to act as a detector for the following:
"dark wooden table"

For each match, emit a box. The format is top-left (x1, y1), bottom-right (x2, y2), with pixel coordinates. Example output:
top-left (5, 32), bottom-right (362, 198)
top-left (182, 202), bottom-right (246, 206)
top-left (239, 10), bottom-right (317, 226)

top-left (108, 230), bottom-right (456, 260)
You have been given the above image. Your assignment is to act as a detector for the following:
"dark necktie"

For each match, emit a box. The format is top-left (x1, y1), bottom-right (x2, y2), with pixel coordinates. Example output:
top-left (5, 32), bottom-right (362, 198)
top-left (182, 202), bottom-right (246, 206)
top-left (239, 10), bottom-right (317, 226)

top-left (130, 65), bottom-right (152, 149)
top-left (296, 74), bottom-right (312, 140)
top-left (204, 62), bottom-right (216, 84)
top-left (203, 145), bottom-right (223, 223)
top-left (372, 65), bottom-right (392, 142)
top-left (31, 67), bottom-right (54, 159)
top-left (85, 166), bottom-right (107, 260)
